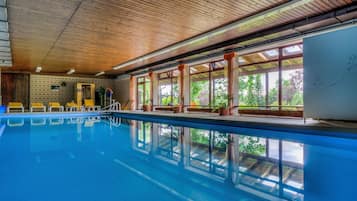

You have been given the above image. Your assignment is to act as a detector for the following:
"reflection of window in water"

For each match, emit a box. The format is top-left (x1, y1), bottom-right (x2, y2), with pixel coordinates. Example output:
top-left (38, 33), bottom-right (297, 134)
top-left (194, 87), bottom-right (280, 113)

top-left (236, 135), bottom-right (304, 201)
top-left (136, 122), bottom-right (152, 152)
top-left (189, 128), bottom-right (228, 178)
top-left (157, 124), bottom-right (181, 162)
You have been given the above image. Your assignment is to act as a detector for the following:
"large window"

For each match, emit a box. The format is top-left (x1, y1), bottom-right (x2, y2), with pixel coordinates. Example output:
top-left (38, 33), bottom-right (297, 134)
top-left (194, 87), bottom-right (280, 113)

top-left (158, 70), bottom-right (179, 106)
top-left (236, 135), bottom-right (304, 200)
top-left (237, 44), bottom-right (303, 112)
top-left (190, 60), bottom-right (227, 107)
top-left (157, 124), bottom-right (182, 162)
top-left (135, 121), bottom-right (152, 153)
top-left (136, 76), bottom-right (151, 109)
top-left (189, 128), bottom-right (228, 177)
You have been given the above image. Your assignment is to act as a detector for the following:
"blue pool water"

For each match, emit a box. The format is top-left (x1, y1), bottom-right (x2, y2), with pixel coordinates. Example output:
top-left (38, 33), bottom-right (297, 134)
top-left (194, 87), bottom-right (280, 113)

top-left (0, 115), bottom-right (357, 201)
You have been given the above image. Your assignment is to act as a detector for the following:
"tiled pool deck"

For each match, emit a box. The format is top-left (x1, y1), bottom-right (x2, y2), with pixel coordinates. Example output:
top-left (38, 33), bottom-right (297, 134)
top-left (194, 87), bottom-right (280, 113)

top-left (114, 110), bottom-right (357, 137)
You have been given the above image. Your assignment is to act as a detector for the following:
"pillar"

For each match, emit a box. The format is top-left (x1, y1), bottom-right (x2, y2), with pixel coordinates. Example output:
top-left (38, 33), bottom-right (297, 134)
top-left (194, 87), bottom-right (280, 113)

top-left (224, 52), bottom-right (239, 115)
top-left (148, 71), bottom-right (157, 111)
top-left (278, 47), bottom-right (283, 111)
top-left (129, 75), bottom-right (136, 110)
top-left (178, 64), bottom-right (188, 112)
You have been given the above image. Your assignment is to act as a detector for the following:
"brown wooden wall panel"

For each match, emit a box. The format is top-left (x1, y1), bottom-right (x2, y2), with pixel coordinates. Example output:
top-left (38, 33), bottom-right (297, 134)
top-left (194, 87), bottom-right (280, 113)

top-left (1, 73), bottom-right (30, 108)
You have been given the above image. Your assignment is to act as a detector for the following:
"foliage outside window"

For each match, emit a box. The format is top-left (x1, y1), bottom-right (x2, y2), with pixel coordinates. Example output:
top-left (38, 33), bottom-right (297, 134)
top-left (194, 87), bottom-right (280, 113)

top-left (136, 121), bottom-right (152, 152)
top-left (190, 60), bottom-right (228, 108)
top-left (237, 134), bottom-right (304, 199)
top-left (189, 128), bottom-right (227, 177)
top-left (137, 76), bottom-right (151, 109)
top-left (158, 70), bottom-right (179, 106)
top-left (237, 44), bottom-right (303, 111)
top-left (158, 124), bottom-right (181, 161)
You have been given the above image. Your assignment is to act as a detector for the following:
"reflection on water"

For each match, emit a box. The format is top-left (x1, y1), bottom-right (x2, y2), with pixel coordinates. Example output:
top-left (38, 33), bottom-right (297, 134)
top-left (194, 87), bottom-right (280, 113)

top-left (130, 120), bottom-right (304, 201)
top-left (2, 116), bottom-right (357, 201)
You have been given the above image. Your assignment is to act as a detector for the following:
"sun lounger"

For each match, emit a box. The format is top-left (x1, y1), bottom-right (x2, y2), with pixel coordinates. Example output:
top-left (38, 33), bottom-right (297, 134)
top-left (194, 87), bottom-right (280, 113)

top-left (7, 102), bottom-right (24, 113)
top-left (84, 99), bottom-right (101, 111)
top-left (48, 102), bottom-right (64, 112)
top-left (30, 102), bottom-right (46, 112)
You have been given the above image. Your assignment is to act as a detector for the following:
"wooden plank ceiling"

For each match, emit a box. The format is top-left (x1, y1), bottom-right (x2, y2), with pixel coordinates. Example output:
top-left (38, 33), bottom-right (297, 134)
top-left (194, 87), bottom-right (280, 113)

top-left (6, 0), bottom-right (354, 75)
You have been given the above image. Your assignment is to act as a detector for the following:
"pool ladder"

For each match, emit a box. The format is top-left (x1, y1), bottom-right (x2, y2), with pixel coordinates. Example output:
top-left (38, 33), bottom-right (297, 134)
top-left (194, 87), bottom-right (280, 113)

top-left (102, 100), bottom-right (121, 112)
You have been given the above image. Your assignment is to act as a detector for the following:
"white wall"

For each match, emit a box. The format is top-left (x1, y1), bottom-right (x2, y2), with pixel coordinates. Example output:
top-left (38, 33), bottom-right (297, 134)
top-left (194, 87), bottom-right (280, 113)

top-left (303, 26), bottom-right (357, 120)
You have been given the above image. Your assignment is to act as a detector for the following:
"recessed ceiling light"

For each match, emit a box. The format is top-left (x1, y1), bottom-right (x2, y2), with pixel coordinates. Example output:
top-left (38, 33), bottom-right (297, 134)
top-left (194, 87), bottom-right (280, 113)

top-left (35, 66), bottom-right (42, 73)
top-left (95, 71), bottom-right (105, 76)
top-left (67, 68), bottom-right (75, 75)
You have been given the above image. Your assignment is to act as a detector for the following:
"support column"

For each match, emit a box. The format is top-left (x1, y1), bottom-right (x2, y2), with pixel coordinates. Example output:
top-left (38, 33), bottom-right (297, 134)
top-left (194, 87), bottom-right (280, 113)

top-left (129, 75), bottom-right (136, 110)
top-left (278, 47), bottom-right (283, 111)
top-left (151, 123), bottom-right (159, 156)
top-left (224, 52), bottom-right (239, 115)
top-left (231, 134), bottom-right (240, 184)
top-left (149, 71), bottom-right (158, 111)
top-left (179, 64), bottom-right (190, 112)
top-left (182, 127), bottom-right (190, 167)
top-left (178, 64), bottom-right (188, 112)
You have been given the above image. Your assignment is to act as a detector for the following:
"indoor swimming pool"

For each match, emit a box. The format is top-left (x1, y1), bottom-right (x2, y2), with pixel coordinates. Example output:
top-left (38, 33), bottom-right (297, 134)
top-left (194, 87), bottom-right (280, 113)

top-left (0, 114), bottom-right (356, 201)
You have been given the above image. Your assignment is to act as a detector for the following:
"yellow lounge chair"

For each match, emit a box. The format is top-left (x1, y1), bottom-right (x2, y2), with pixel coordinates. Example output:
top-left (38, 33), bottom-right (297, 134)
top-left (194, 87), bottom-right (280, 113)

top-left (7, 102), bottom-right (24, 113)
top-left (30, 102), bottom-right (46, 112)
top-left (84, 99), bottom-right (101, 111)
top-left (48, 102), bottom-right (64, 112)
top-left (65, 101), bottom-right (81, 112)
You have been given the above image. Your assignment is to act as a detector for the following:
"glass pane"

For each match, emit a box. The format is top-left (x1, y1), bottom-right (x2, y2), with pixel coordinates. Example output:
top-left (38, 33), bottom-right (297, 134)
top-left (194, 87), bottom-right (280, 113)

top-left (240, 48), bottom-right (278, 66)
top-left (282, 57), bottom-right (303, 70)
top-left (239, 135), bottom-right (267, 156)
top-left (281, 69), bottom-right (304, 110)
top-left (172, 70), bottom-right (180, 77)
top-left (137, 84), bottom-right (144, 109)
top-left (237, 56), bottom-right (246, 65)
top-left (144, 81), bottom-right (151, 104)
top-left (267, 71), bottom-right (279, 109)
top-left (137, 122), bottom-right (151, 152)
top-left (212, 131), bottom-right (228, 177)
top-left (137, 77), bottom-right (145, 83)
top-left (190, 128), bottom-right (210, 171)
top-left (212, 70), bottom-right (227, 107)
top-left (238, 74), bottom-right (266, 109)
top-left (159, 82), bottom-right (172, 105)
top-left (158, 76), bottom-right (179, 106)
top-left (158, 124), bottom-right (181, 161)
top-left (240, 62), bottom-right (278, 75)
top-left (212, 60), bottom-right (226, 69)
top-left (190, 64), bottom-right (210, 74)
top-left (263, 48), bottom-right (279, 59)
top-left (238, 135), bottom-right (279, 195)
top-left (172, 81), bottom-right (179, 105)
top-left (159, 72), bottom-right (169, 79)
top-left (282, 141), bottom-right (304, 195)
top-left (282, 44), bottom-right (303, 57)
top-left (190, 73), bottom-right (209, 106)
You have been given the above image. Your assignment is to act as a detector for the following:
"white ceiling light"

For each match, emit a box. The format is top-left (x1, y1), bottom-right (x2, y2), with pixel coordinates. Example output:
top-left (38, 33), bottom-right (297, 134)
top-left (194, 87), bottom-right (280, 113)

top-left (112, 0), bottom-right (313, 71)
top-left (67, 68), bottom-right (75, 75)
top-left (35, 66), bottom-right (42, 73)
top-left (95, 71), bottom-right (105, 76)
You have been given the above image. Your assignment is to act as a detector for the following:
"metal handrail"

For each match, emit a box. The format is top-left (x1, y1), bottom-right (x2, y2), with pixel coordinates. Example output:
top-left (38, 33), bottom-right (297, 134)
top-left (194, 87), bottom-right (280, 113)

top-left (102, 101), bottom-right (121, 112)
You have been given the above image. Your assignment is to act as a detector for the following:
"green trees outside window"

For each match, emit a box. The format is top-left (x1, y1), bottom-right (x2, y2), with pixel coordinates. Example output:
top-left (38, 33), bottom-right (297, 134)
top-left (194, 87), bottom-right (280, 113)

top-left (189, 61), bottom-right (228, 107)
top-left (238, 44), bottom-right (303, 111)
top-left (158, 70), bottom-right (180, 106)
top-left (136, 76), bottom-right (151, 109)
